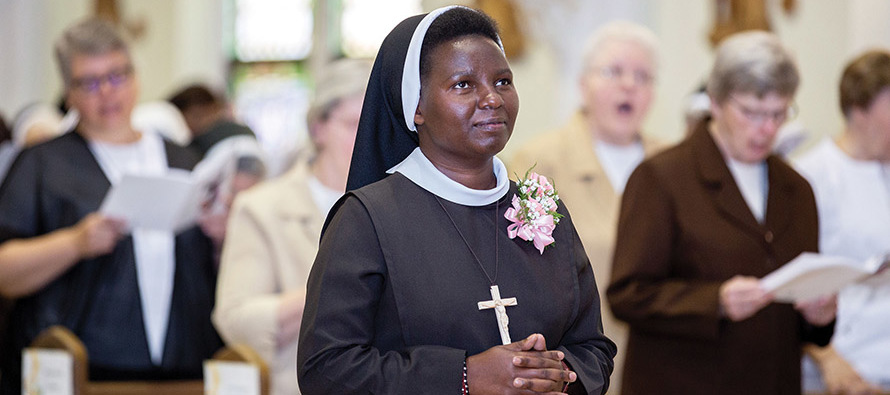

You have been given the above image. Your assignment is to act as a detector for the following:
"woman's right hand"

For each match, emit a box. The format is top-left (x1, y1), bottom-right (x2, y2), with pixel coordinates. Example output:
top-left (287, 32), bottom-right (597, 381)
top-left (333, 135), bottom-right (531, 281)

top-left (807, 344), bottom-right (882, 395)
top-left (821, 358), bottom-right (881, 395)
top-left (73, 213), bottom-right (126, 259)
top-left (719, 275), bottom-right (773, 321)
top-left (467, 333), bottom-right (576, 394)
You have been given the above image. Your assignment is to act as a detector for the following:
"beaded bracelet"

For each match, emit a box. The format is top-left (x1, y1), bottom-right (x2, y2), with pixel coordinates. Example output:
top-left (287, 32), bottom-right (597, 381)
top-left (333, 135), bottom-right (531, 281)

top-left (461, 358), bottom-right (569, 393)
top-left (462, 360), bottom-right (469, 394)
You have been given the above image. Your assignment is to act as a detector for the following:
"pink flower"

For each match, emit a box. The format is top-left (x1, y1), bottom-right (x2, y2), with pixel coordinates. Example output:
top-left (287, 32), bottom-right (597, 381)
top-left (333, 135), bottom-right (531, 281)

top-left (505, 167), bottom-right (563, 255)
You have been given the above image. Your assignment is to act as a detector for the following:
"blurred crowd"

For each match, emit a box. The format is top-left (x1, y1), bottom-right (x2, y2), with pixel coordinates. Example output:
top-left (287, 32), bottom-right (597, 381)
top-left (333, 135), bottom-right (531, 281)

top-left (1, 9), bottom-right (889, 395)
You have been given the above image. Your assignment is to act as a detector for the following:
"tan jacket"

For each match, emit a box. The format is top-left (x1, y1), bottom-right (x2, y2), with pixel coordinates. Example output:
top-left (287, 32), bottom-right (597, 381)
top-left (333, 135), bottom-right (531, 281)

top-left (508, 110), bottom-right (664, 394)
top-left (213, 158), bottom-right (326, 395)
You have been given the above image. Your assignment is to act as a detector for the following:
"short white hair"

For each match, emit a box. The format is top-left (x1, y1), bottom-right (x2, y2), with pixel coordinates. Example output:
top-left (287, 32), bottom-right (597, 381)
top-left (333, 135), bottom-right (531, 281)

top-left (307, 58), bottom-right (372, 128)
top-left (581, 20), bottom-right (660, 74)
top-left (706, 30), bottom-right (799, 105)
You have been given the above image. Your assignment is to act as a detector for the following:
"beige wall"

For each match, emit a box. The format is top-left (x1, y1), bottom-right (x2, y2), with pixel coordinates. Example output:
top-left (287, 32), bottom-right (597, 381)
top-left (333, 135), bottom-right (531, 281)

top-left (2, 0), bottom-right (888, 153)
top-left (0, 0), bottom-right (224, 120)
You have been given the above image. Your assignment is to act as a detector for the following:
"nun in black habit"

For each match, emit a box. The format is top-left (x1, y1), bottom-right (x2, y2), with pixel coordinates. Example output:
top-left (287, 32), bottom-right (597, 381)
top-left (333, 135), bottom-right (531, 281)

top-left (297, 6), bottom-right (615, 395)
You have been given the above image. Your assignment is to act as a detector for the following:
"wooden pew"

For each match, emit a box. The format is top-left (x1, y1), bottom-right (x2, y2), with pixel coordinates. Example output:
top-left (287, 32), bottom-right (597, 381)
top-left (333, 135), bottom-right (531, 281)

top-left (27, 325), bottom-right (89, 395)
top-left (26, 325), bottom-right (269, 395)
top-left (208, 344), bottom-right (270, 395)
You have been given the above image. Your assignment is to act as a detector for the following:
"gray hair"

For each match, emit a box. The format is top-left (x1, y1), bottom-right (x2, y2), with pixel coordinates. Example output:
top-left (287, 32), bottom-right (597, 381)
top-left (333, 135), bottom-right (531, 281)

top-left (306, 58), bottom-right (372, 130)
top-left (706, 30), bottom-right (799, 104)
top-left (54, 18), bottom-right (131, 87)
top-left (581, 20), bottom-right (660, 75)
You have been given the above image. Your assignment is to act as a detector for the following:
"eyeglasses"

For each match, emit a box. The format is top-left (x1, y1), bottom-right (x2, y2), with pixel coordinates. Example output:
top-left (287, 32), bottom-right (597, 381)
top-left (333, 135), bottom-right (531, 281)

top-left (729, 95), bottom-right (798, 125)
top-left (70, 65), bottom-right (133, 94)
top-left (593, 65), bottom-right (654, 86)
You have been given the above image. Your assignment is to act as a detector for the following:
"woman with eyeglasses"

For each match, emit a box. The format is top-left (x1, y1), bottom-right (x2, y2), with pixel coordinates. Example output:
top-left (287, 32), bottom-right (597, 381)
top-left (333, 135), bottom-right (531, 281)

top-left (606, 31), bottom-right (836, 395)
top-left (508, 20), bottom-right (663, 395)
top-left (0, 18), bottom-right (220, 393)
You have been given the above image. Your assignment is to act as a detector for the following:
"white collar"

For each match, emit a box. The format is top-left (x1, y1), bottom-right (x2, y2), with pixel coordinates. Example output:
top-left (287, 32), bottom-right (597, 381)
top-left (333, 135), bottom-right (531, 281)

top-left (387, 147), bottom-right (509, 206)
top-left (401, 6), bottom-right (457, 132)
top-left (89, 132), bottom-right (167, 184)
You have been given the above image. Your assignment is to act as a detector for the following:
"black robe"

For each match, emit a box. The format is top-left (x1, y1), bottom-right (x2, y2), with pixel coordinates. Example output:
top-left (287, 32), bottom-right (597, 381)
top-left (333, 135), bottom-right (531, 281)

top-left (297, 173), bottom-right (615, 394)
top-left (0, 131), bottom-right (221, 394)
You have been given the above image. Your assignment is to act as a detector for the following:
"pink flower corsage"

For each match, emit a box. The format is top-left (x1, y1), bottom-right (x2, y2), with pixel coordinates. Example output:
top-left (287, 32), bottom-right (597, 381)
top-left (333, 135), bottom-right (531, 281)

top-left (504, 167), bottom-right (563, 254)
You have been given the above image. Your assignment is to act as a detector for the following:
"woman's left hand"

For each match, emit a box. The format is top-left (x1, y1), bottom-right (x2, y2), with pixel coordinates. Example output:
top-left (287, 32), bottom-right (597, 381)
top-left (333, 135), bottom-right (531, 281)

top-left (467, 333), bottom-right (576, 394)
top-left (509, 334), bottom-right (576, 393)
top-left (795, 294), bottom-right (837, 326)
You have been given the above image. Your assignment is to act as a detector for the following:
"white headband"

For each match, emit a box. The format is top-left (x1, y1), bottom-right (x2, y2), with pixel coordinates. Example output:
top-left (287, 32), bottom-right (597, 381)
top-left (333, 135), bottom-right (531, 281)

top-left (400, 5), bottom-right (504, 133)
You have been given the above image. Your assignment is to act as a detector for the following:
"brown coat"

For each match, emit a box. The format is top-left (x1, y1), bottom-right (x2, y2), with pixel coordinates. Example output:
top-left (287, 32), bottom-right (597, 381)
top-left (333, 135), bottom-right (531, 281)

top-left (508, 110), bottom-right (664, 394)
top-left (607, 124), bottom-right (832, 395)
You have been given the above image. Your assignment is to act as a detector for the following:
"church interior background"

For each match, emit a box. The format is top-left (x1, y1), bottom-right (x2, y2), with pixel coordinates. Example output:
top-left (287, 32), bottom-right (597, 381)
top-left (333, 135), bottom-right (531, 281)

top-left (1, 0), bottom-right (890, 171)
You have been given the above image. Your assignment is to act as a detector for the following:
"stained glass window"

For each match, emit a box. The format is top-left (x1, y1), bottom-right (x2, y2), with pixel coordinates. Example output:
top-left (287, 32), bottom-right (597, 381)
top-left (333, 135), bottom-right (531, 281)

top-left (234, 0), bottom-right (313, 62)
top-left (341, 0), bottom-right (422, 58)
top-left (230, 62), bottom-right (311, 176)
top-left (228, 0), bottom-right (421, 176)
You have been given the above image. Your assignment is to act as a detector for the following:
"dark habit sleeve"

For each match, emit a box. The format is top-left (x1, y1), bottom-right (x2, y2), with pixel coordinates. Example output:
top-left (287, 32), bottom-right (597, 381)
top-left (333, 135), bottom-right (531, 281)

top-left (297, 196), bottom-right (465, 394)
top-left (0, 147), bottom-right (45, 241)
top-left (555, 204), bottom-right (616, 395)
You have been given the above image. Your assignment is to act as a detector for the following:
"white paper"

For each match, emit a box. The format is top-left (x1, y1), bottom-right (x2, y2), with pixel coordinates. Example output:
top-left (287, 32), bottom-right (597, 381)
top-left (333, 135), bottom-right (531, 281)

top-left (99, 169), bottom-right (202, 232)
top-left (760, 252), bottom-right (890, 302)
top-left (203, 360), bottom-right (260, 395)
top-left (21, 348), bottom-right (74, 395)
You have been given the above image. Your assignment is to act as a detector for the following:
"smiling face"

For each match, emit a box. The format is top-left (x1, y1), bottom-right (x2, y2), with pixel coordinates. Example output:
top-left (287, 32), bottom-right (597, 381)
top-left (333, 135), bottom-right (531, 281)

top-left (580, 39), bottom-right (655, 145)
top-left (65, 50), bottom-right (139, 136)
top-left (414, 35), bottom-right (518, 169)
top-left (710, 91), bottom-right (792, 163)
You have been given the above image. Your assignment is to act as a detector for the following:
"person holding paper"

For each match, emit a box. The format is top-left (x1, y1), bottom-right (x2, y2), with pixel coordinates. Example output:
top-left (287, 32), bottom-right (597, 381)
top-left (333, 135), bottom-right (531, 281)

top-left (212, 58), bottom-right (371, 395)
top-left (0, 18), bottom-right (220, 394)
top-left (607, 31), bottom-right (836, 395)
top-left (795, 49), bottom-right (890, 395)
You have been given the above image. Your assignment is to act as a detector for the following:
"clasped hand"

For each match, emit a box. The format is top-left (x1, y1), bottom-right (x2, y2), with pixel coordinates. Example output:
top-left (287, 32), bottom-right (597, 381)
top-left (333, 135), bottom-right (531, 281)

top-left (467, 333), bottom-right (577, 395)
